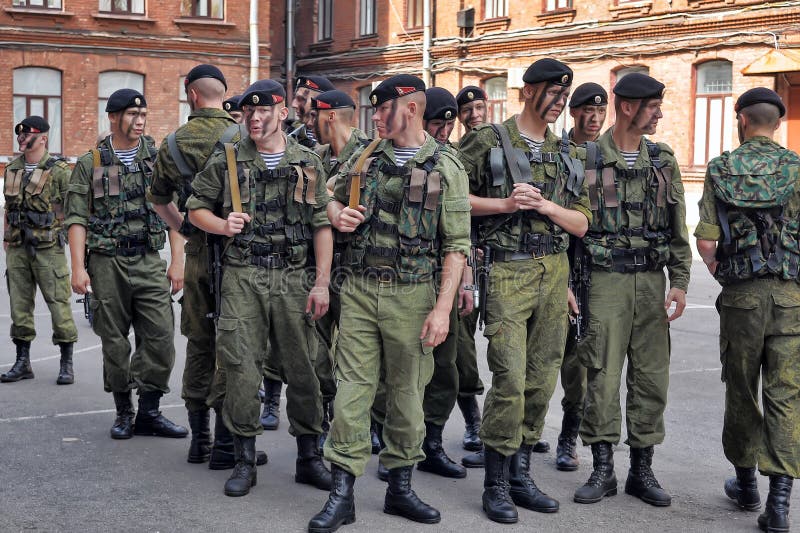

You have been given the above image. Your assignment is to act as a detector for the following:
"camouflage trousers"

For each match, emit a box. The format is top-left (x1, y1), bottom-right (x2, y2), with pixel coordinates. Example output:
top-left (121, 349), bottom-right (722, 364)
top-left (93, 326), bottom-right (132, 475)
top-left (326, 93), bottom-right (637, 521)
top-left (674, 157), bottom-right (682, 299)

top-left (457, 308), bottom-right (484, 398)
top-left (578, 270), bottom-right (670, 447)
top-left (719, 278), bottom-right (800, 478)
top-left (561, 324), bottom-right (587, 416)
top-left (87, 252), bottom-right (175, 393)
top-left (324, 276), bottom-right (435, 477)
top-left (216, 265), bottom-right (322, 438)
top-left (480, 254), bottom-right (569, 457)
top-left (6, 244), bottom-right (77, 345)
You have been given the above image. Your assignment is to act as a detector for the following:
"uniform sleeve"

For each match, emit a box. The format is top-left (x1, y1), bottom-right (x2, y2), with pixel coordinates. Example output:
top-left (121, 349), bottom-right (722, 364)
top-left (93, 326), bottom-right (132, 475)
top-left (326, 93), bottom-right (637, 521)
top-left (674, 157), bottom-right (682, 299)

top-left (332, 147), bottom-right (362, 205)
top-left (438, 155), bottom-right (472, 257)
top-left (569, 145), bottom-right (593, 226)
top-left (52, 162), bottom-right (71, 206)
top-left (665, 156), bottom-right (692, 292)
top-left (309, 154), bottom-right (331, 229)
top-left (147, 137), bottom-right (181, 205)
top-left (185, 151), bottom-right (225, 212)
top-left (694, 167), bottom-right (722, 242)
top-left (456, 128), bottom-right (491, 196)
top-left (64, 156), bottom-right (92, 228)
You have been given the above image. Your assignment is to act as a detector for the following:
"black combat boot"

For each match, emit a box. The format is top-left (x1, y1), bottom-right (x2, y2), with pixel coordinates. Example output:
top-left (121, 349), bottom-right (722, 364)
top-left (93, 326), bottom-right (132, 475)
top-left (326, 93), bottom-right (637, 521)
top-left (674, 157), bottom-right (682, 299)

top-left (625, 446), bottom-right (671, 506)
top-left (209, 412), bottom-right (268, 469)
top-left (457, 395), bottom-right (482, 452)
top-left (110, 391), bottom-right (135, 439)
top-left (377, 462), bottom-right (389, 482)
top-left (533, 440), bottom-right (550, 453)
top-left (556, 412), bottom-right (581, 471)
top-left (482, 447), bottom-right (518, 523)
top-left (187, 408), bottom-right (212, 463)
top-left (462, 448), bottom-right (485, 468)
top-left (260, 377), bottom-right (282, 430)
top-left (370, 419), bottom-right (383, 455)
top-left (132, 391), bottom-right (189, 438)
top-left (384, 466), bottom-right (441, 524)
top-left (725, 466), bottom-right (761, 511)
top-left (1, 340), bottom-right (34, 382)
top-left (417, 422), bottom-right (467, 478)
top-left (308, 464), bottom-right (356, 533)
top-left (574, 442), bottom-right (617, 503)
top-left (224, 435), bottom-right (257, 497)
top-left (297, 434), bottom-right (333, 490)
top-left (319, 400), bottom-right (334, 450)
top-left (758, 475), bottom-right (792, 533)
top-left (56, 342), bottom-right (74, 385)
top-left (509, 443), bottom-right (559, 512)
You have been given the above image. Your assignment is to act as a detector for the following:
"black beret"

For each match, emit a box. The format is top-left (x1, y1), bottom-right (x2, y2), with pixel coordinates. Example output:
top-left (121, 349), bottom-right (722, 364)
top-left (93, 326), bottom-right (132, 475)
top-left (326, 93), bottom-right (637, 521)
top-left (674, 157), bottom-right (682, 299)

top-left (14, 116), bottom-right (49, 135)
top-left (185, 64), bottom-right (227, 90)
top-left (312, 90), bottom-right (356, 110)
top-left (735, 87), bottom-right (786, 118)
top-left (240, 80), bottom-right (286, 107)
top-left (424, 87), bottom-right (457, 121)
top-left (523, 58), bottom-right (573, 86)
top-left (223, 95), bottom-right (242, 113)
top-left (105, 88), bottom-right (147, 113)
top-left (296, 75), bottom-right (335, 93)
top-left (370, 75), bottom-right (426, 107)
top-left (456, 86), bottom-right (487, 108)
top-left (613, 73), bottom-right (666, 100)
top-left (569, 82), bottom-right (608, 108)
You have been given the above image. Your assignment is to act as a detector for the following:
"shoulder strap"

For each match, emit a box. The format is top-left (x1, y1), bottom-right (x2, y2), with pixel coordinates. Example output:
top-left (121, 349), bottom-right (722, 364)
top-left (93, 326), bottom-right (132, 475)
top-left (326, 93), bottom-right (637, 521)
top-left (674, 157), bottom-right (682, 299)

top-left (219, 124), bottom-right (242, 145)
top-left (224, 143), bottom-right (242, 212)
top-left (491, 124), bottom-right (528, 184)
top-left (349, 138), bottom-right (382, 209)
top-left (167, 133), bottom-right (194, 180)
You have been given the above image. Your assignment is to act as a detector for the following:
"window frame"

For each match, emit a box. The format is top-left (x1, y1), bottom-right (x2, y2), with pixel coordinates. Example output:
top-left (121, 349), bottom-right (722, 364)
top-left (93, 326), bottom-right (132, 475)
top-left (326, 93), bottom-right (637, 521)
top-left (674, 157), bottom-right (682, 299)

top-left (182, 0), bottom-right (224, 19)
top-left (484, 0), bottom-right (508, 19)
top-left (11, 0), bottom-right (62, 9)
top-left (543, 0), bottom-right (572, 12)
top-left (483, 76), bottom-right (507, 124)
top-left (99, 0), bottom-right (145, 15)
top-left (358, 85), bottom-right (374, 135)
top-left (13, 67), bottom-right (63, 154)
top-left (406, 0), bottom-right (423, 29)
top-left (317, 0), bottom-right (333, 41)
top-left (691, 59), bottom-right (734, 167)
top-left (359, 0), bottom-right (376, 36)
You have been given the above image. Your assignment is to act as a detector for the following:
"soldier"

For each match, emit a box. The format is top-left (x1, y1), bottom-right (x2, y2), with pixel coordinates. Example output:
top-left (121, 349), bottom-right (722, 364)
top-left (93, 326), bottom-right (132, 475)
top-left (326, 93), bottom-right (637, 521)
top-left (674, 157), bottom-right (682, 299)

top-left (458, 58), bottom-right (591, 523)
top-left (65, 88), bottom-right (188, 440)
top-left (187, 79), bottom-right (333, 497)
top-left (223, 94), bottom-right (244, 124)
top-left (456, 86), bottom-right (488, 134)
top-left (289, 75), bottom-right (336, 148)
top-left (308, 74), bottom-right (471, 532)
top-left (556, 82), bottom-right (609, 472)
top-left (695, 88), bottom-right (799, 533)
top-left (573, 73), bottom-right (690, 507)
top-left (1, 116), bottom-right (78, 385)
top-left (147, 64), bottom-right (267, 469)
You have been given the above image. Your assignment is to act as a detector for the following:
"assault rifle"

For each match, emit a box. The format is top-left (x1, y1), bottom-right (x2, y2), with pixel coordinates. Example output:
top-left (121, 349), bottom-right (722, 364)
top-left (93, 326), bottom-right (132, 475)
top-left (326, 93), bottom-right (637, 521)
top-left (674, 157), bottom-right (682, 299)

top-left (476, 245), bottom-right (493, 330)
top-left (568, 238), bottom-right (591, 341)
top-left (206, 235), bottom-right (223, 323)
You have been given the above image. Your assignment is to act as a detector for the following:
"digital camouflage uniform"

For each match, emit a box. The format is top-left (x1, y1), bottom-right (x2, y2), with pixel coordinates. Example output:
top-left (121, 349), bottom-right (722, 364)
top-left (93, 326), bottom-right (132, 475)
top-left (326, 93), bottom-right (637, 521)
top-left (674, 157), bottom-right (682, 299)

top-left (578, 128), bottom-right (691, 448)
top-left (147, 108), bottom-right (239, 413)
top-left (185, 134), bottom-right (329, 438)
top-left (456, 308), bottom-right (484, 399)
top-left (4, 152), bottom-right (77, 347)
top-left (65, 136), bottom-right (175, 394)
top-left (695, 136), bottom-right (800, 479)
top-left (323, 134), bottom-right (471, 477)
top-left (458, 119), bottom-right (591, 457)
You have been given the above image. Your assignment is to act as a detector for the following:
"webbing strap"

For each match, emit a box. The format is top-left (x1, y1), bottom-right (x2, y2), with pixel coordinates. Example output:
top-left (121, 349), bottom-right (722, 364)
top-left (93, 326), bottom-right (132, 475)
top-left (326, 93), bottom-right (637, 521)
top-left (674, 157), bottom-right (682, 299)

top-left (424, 171), bottom-right (441, 211)
top-left (586, 169), bottom-right (599, 210)
top-left (409, 168), bottom-right (426, 203)
top-left (224, 143), bottom-right (242, 212)
top-left (349, 138), bottom-right (382, 209)
top-left (167, 132), bottom-right (194, 180)
top-left (601, 167), bottom-right (618, 208)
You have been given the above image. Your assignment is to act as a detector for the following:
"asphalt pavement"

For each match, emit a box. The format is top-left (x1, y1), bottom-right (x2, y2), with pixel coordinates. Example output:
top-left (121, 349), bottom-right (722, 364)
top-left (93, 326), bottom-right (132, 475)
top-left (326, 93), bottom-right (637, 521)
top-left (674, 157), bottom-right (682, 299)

top-left (0, 248), bottom-right (796, 533)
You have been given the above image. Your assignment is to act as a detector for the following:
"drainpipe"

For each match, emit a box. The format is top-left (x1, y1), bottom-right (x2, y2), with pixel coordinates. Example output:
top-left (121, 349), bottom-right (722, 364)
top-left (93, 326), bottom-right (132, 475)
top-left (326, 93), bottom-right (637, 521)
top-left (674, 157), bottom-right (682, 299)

top-left (286, 0), bottom-right (296, 114)
top-left (422, 0), bottom-right (431, 86)
top-left (249, 0), bottom-right (258, 83)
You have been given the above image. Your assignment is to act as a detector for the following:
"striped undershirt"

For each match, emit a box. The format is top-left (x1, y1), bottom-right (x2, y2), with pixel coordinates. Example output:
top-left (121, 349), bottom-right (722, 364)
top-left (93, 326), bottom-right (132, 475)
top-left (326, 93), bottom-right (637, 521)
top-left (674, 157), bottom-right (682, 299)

top-left (520, 133), bottom-right (544, 155)
top-left (621, 151), bottom-right (640, 168)
top-left (260, 151), bottom-right (284, 170)
top-left (112, 141), bottom-right (140, 167)
top-left (24, 162), bottom-right (38, 173)
top-left (393, 146), bottom-right (420, 167)
top-left (306, 129), bottom-right (317, 143)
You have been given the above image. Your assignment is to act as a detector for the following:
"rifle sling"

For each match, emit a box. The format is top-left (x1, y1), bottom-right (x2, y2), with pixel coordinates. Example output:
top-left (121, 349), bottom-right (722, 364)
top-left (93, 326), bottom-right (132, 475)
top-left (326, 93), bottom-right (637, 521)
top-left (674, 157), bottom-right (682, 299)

top-left (349, 138), bottom-right (382, 209)
top-left (224, 143), bottom-right (242, 213)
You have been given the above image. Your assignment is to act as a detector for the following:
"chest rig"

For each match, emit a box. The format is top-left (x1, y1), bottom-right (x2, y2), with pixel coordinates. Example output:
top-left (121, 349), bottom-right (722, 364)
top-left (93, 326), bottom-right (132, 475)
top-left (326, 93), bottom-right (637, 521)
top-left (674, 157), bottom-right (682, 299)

top-left (583, 141), bottom-right (676, 272)
top-left (4, 156), bottom-right (65, 254)
top-left (480, 125), bottom-right (584, 259)
top-left (87, 139), bottom-right (166, 256)
top-left (338, 146), bottom-right (443, 283)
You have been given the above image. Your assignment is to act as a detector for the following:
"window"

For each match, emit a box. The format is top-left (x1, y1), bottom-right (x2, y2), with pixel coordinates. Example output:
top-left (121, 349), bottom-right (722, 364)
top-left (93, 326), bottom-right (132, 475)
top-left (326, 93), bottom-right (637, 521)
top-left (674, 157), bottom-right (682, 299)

top-left (98, 71), bottom-right (145, 134)
top-left (99, 0), bottom-right (145, 15)
top-left (179, 76), bottom-right (191, 126)
top-left (545, 0), bottom-right (571, 10)
top-left (180, 0), bottom-right (223, 18)
top-left (12, 0), bottom-right (61, 8)
top-left (614, 65), bottom-right (649, 85)
top-left (407, 0), bottom-right (423, 28)
top-left (693, 60), bottom-right (733, 166)
top-left (484, 77), bottom-right (507, 123)
top-left (359, 0), bottom-right (376, 36)
top-left (358, 86), bottom-right (373, 135)
top-left (485, 0), bottom-right (508, 18)
top-left (318, 0), bottom-right (333, 41)
top-left (13, 68), bottom-right (62, 154)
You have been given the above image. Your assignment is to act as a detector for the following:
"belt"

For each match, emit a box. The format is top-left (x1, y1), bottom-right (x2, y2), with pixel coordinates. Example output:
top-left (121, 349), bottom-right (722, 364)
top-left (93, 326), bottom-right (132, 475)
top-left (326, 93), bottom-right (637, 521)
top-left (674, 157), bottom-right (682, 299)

top-left (250, 254), bottom-right (288, 269)
top-left (362, 266), bottom-right (397, 283)
top-left (610, 248), bottom-right (651, 273)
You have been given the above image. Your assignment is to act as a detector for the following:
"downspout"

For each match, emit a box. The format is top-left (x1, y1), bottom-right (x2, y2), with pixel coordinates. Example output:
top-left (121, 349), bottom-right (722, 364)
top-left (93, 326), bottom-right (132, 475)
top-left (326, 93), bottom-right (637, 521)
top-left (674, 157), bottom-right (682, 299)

top-left (286, 0), bottom-right (296, 114)
top-left (422, 0), bottom-right (431, 86)
top-left (249, 0), bottom-right (258, 83)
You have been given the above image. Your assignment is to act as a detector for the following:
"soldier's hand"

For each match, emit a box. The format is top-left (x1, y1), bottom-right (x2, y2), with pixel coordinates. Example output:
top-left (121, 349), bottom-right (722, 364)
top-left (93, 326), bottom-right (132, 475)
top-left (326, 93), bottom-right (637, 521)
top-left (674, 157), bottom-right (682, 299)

top-left (223, 212), bottom-right (251, 237)
top-left (306, 285), bottom-right (329, 320)
top-left (420, 308), bottom-right (450, 347)
top-left (511, 183), bottom-right (544, 211)
top-left (167, 260), bottom-right (184, 295)
top-left (335, 205), bottom-right (366, 233)
top-left (705, 260), bottom-right (719, 277)
top-left (567, 287), bottom-right (579, 316)
top-left (664, 287), bottom-right (686, 322)
top-left (71, 268), bottom-right (92, 295)
top-left (458, 285), bottom-right (474, 316)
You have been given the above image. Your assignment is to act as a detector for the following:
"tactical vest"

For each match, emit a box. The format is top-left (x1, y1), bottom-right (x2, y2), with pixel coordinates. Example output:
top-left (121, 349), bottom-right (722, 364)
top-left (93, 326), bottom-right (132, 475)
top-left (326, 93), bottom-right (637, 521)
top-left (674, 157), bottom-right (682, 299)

top-left (223, 147), bottom-right (318, 269)
top-left (337, 147), bottom-right (443, 283)
top-left (479, 126), bottom-right (584, 259)
top-left (712, 147), bottom-right (800, 284)
top-left (4, 156), bottom-right (66, 249)
top-left (583, 141), bottom-right (676, 272)
top-left (87, 138), bottom-right (166, 256)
